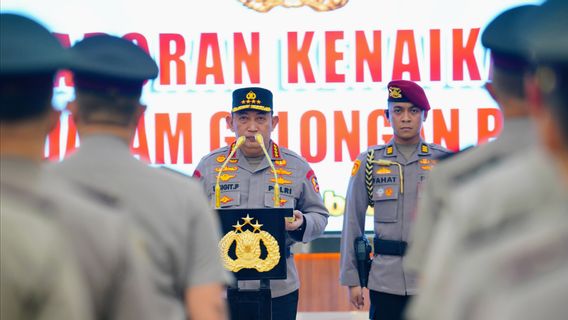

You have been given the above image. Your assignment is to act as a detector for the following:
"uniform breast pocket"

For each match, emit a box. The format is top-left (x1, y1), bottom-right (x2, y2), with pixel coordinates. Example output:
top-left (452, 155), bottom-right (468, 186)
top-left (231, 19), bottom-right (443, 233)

top-left (211, 191), bottom-right (241, 208)
top-left (372, 184), bottom-right (400, 222)
top-left (264, 192), bottom-right (295, 209)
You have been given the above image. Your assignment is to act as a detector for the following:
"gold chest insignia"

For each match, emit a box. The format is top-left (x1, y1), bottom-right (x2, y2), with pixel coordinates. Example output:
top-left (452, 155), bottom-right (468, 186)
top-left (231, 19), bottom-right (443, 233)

top-left (216, 156), bottom-right (226, 163)
top-left (274, 197), bottom-right (288, 206)
top-left (219, 214), bottom-right (280, 272)
top-left (271, 168), bottom-right (292, 176)
top-left (219, 173), bottom-right (237, 181)
top-left (215, 166), bottom-right (238, 172)
top-left (220, 196), bottom-right (233, 204)
top-left (274, 159), bottom-right (287, 166)
top-left (376, 167), bottom-right (392, 174)
top-left (270, 177), bottom-right (292, 185)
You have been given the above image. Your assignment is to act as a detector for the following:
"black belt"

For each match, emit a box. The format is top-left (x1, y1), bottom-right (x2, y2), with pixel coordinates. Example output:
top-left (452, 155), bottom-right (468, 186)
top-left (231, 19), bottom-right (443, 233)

top-left (373, 238), bottom-right (407, 256)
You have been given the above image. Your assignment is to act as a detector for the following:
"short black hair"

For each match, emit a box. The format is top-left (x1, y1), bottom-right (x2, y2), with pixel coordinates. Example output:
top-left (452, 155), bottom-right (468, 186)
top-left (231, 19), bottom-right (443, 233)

top-left (0, 73), bottom-right (55, 121)
top-left (74, 88), bottom-right (139, 126)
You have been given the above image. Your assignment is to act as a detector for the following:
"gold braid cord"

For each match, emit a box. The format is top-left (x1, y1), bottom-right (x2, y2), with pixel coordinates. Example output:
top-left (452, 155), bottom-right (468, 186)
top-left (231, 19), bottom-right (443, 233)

top-left (219, 230), bottom-right (281, 272)
top-left (239, 0), bottom-right (349, 12)
top-left (365, 150), bottom-right (375, 207)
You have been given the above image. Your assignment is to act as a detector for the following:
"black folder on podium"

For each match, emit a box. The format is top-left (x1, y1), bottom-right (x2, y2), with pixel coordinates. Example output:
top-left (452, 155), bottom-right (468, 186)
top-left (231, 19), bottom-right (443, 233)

top-left (216, 208), bottom-right (293, 320)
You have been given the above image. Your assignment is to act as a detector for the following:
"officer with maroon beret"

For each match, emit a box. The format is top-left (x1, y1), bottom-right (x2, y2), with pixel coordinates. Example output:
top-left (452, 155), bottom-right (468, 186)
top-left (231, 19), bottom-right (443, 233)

top-left (340, 80), bottom-right (451, 320)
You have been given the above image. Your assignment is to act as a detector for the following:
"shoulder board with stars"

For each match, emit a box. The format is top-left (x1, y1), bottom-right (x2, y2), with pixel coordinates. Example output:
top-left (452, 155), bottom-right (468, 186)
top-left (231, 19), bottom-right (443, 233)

top-left (272, 142), bottom-right (281, 158)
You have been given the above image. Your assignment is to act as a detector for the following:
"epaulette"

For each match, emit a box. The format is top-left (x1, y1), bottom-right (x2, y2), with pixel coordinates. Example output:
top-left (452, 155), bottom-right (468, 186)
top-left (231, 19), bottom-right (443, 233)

top-left (279, 146), bottom-right (307, 163)
top-left (201, 146), bottom-right (230, 162)
top-left (428, 143), bottom-right (452, 154)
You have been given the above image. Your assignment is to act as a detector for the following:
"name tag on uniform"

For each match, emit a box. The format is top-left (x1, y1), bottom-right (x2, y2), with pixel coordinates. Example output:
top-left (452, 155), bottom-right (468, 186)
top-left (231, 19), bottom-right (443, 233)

top-left (374, 175), bottom-right (397, 185)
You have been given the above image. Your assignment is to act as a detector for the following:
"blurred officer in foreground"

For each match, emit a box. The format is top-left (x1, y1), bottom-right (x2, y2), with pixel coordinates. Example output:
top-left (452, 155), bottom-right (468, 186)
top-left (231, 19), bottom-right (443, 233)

top-left (407, 1), bottom-right (568, 319)
top-left (339, 80), bottom-right (451, 320)
top-left (0, 14), bottom-right (90, 320)
top-left (193, 87), bottom-right (329, 320)
top-left (1, 193), bottom-right (91, 320)
top-left (404, 4), bottom-right (538, 277)
top-left (50, 35), bottom-right (230, 320)
top-left (0, 13), bottom-right (160, 320)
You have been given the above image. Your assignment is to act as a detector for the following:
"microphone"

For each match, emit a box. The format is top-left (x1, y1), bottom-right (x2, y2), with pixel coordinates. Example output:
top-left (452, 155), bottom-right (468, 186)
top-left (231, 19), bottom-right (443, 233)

top-left (215, 136), bottom-right (246, 208)
top-left (369, 159), bottom-right (404, 194)
top-left (255, 133), bottom-right (281, 207)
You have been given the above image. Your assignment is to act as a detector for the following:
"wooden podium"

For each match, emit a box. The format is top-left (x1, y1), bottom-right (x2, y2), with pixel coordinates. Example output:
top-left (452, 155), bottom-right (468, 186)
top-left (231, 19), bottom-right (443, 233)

top-left (217, 208), bottom-right (293, 320)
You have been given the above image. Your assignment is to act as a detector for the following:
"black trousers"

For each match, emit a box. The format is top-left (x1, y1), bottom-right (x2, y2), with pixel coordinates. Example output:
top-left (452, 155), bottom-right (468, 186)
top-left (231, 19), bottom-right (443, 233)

top-left (271, 290), bottom-right (299, 320)
top-left (369, 290), bottom-right (410, 320)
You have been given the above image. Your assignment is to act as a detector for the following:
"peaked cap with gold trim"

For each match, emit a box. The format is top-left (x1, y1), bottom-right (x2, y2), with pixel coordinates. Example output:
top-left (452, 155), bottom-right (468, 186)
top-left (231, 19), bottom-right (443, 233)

top-left (232, 87), bottom-right (273, 113)
top-left (387, 80), bottom-right (430, 113)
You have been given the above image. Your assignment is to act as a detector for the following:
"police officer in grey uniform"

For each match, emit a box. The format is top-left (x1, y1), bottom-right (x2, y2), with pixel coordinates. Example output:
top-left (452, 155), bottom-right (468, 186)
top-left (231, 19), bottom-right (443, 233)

top-left (340, 80), bottom-right (451, 320)
top-left (405, 4), bottom-right (538, 276)
top-left (407, 1), bottom-right (568, 319)
top-left (193, 86), bottom-right (330, 320)
top-left (0, 13), bottom-right (161, 320)
top-left (50, 35), bottom-right (230, 320)
top-left (1, 190), bottom-right (92, 320)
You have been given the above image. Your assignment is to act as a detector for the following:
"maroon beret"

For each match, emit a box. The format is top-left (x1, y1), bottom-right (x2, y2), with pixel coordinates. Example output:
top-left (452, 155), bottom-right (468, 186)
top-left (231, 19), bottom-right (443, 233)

top-left (387, 80), bottom-right (430, 112)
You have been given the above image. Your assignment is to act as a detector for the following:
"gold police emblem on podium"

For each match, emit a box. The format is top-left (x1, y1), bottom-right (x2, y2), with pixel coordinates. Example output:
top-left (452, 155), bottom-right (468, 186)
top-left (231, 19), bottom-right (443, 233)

top-left (219, 214), bottom-right (280, 272)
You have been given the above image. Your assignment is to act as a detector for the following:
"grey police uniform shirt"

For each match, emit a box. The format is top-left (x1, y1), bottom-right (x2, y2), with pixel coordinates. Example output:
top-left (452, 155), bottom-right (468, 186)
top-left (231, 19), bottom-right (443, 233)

top-left (1, 157), bottom-right (159, 320)
top-left (405, 117), bottom-right (537, 273)
top-left (1, 195), bottom-right (92, 320)
top-left (194, 141), bottom-right (330, 298)
top-left (49, 134), bottom-right (230, 320)
top-left (439, 203), bottom-right (568, 320)
top-left (339, 139), bottom-right (451, 296)
top-left (406, 147), bottom-right (566, 320)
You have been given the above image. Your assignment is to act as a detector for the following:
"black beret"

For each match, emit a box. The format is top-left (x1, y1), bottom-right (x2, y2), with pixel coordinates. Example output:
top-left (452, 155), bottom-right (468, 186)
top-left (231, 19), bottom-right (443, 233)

top-left (232, 87), bottom-right (273, 113)
top-left (0, 13), bottom-right (69, 75)
top-left (481, 5), bottom-right (536, 70)
top-left (70, 35), bottom-right (158, 95)
top-left (522, 1), bottom-right (568, 63)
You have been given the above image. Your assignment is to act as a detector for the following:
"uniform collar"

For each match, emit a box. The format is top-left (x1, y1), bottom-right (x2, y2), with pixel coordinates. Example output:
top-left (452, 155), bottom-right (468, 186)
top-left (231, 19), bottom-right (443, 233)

top-left (383, 139), bottom-right (430, 157)
top-left (227, 140), bottom-right (282, 160)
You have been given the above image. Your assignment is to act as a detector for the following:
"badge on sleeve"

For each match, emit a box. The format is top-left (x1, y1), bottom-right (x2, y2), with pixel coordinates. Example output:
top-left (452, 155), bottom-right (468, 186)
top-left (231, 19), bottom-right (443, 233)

top-left (351, 159), bottom-right (361, 176)
top-left (306, 169), bottom-right (320, 193)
